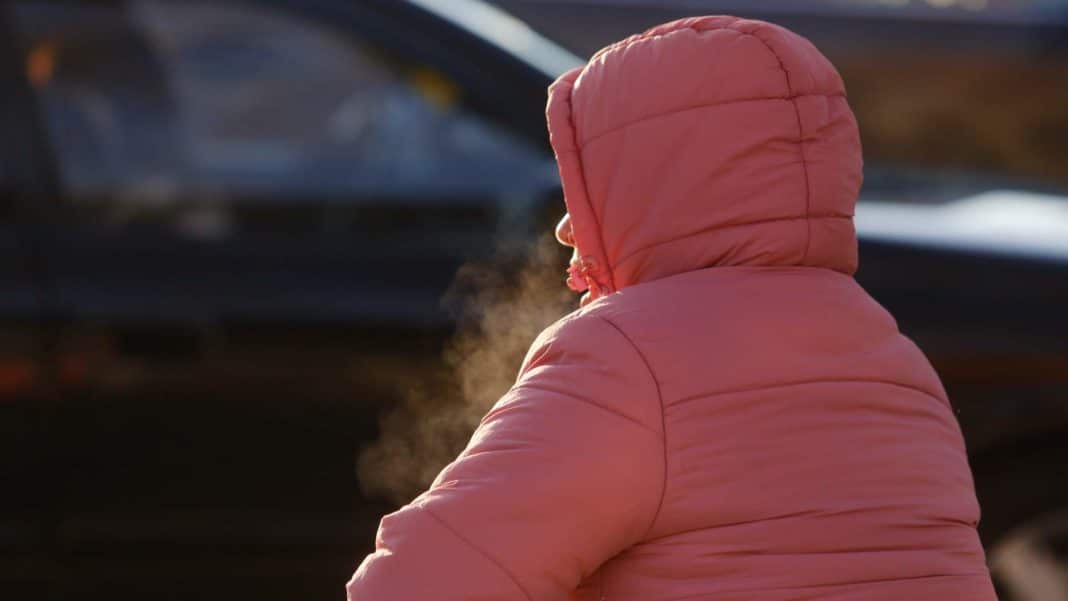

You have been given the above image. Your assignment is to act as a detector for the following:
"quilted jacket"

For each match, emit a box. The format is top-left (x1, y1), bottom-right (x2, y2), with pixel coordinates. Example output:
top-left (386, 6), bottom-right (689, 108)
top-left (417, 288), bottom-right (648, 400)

top-left (347, 16), bottom-right (997, 601)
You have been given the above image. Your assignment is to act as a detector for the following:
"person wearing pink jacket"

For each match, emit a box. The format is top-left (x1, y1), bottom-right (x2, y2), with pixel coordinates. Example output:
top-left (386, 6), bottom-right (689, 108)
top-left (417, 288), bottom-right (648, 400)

top-left (347, 15), bottom-right (998, 601)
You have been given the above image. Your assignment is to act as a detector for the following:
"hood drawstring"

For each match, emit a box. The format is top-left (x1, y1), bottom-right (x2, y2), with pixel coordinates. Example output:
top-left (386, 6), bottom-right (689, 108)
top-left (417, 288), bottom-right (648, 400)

top-left (567, 256), bottom-right (605, 298)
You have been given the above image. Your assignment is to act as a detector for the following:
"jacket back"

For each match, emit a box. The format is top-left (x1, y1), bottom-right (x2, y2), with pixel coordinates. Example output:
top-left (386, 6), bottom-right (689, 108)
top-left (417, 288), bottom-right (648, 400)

top-left (564, 264), bottom-right (994, 599)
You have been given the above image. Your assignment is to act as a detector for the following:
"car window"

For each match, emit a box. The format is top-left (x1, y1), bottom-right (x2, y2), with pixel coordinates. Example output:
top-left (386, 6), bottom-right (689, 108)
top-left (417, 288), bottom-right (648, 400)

top-left (10, 0), bottom-right (555, 238)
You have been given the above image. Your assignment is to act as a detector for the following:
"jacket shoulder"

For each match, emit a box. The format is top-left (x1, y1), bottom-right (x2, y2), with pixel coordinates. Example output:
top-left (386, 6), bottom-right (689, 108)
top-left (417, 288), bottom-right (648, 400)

top-left (517, 305), bottom-right (663, 435)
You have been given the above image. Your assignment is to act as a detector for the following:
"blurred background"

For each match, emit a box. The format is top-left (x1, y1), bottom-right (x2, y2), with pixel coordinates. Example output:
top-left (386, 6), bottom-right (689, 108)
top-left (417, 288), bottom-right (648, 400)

top-left (0, 0), bottom-right (1066, 599)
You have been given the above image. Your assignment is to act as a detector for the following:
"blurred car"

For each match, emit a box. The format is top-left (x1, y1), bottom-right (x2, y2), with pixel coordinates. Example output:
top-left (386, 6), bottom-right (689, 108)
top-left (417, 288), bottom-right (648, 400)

top-left (0, 0), bottom-right (1066, 599)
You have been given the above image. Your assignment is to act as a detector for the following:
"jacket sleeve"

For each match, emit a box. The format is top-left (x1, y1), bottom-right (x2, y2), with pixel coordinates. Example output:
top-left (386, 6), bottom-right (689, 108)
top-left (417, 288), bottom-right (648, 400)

top-left (346, 313), bottom-right (664, 601)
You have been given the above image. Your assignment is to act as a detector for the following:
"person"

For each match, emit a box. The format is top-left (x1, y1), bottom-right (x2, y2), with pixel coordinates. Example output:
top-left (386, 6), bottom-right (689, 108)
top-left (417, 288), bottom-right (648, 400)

top-left (347, 15), bottom-right (997, 601)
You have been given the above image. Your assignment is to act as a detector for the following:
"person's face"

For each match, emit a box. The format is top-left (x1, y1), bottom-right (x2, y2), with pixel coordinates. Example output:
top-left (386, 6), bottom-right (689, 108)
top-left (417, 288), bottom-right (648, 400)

top-left (556, 212), bottom-right (597, 295)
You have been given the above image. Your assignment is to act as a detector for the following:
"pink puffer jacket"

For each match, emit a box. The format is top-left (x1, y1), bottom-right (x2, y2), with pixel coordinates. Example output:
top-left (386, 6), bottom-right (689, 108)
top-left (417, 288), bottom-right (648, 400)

top-left (347, 16), bottom-right (997, 601)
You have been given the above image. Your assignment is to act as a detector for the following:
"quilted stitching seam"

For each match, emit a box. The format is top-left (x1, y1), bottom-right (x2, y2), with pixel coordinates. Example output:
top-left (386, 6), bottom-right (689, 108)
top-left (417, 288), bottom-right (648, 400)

top-left (579, 93), bottom-right (845, 149)
top-left (730, 26), bottom-right (814, 265)
top-left (612, 214), bottom-right (851, 273)
top-left (594, 315), bottom-right (668, 542)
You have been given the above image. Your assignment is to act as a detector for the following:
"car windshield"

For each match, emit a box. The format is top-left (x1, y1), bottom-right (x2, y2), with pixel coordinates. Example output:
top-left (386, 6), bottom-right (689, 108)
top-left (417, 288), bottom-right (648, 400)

top-left (14, 0), bottom-right (561, 230)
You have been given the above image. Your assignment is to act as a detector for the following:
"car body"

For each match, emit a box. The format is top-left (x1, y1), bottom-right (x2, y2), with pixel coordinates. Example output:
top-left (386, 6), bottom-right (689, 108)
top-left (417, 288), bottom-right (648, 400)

top-left (0, 1), bottom-right (1065, 599)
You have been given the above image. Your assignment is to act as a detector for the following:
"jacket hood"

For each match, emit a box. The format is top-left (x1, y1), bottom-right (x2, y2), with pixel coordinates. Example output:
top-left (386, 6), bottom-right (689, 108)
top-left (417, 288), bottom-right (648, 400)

top-left (546, 16), bottom-right (863, 302)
